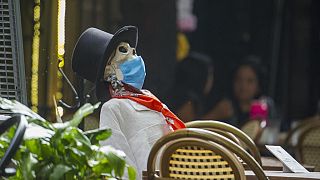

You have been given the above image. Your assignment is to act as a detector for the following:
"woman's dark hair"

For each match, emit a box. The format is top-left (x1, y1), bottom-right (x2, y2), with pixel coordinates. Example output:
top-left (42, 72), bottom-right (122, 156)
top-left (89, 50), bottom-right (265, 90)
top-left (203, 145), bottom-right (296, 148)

top-left (232, 55), bottom-right (266, 98)
top-left (167, 52), bottom-right (214, 116)
top-left (175, 52), bottom-right (214, 94)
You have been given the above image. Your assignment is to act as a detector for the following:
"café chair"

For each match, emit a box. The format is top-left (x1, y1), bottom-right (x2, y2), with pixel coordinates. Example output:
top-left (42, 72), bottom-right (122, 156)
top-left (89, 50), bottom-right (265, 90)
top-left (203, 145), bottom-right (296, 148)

top-left (284, 116), bottom-right (320, 147)
top-left (186, 120), bottom-right (262, 165)
top-left (240, 120), bottom-right (266, 144)
top-left (297, 123), bottom-right (320, 171)
top-left (146, 128), bottom-right (267, 180)
top-left (283, 117), bottom-right (320, 160)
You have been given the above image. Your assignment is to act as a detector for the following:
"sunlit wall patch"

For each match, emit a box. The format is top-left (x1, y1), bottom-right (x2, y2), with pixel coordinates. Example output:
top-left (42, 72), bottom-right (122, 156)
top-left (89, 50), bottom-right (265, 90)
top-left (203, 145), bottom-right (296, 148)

top-left (56, 0), bottom-right (66, 113)
top-left (31, 0), bottom-right (40, 112)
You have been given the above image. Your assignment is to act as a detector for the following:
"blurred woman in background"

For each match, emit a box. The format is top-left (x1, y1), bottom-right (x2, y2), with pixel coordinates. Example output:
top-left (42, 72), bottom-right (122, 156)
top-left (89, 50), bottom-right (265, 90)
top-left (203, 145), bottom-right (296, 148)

top-left (204, 55), bottom-right (277, 128)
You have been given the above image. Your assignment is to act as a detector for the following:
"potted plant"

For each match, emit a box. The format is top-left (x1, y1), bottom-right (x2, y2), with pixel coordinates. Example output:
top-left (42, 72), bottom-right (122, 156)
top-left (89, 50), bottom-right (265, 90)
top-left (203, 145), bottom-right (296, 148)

top-left (0, 97), bottom-right (136, 179)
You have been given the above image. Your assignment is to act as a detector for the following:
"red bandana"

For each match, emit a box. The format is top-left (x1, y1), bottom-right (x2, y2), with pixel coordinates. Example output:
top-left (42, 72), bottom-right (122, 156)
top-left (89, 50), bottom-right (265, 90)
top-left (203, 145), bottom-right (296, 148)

top-left (110, 87), bottom-right (185, 130)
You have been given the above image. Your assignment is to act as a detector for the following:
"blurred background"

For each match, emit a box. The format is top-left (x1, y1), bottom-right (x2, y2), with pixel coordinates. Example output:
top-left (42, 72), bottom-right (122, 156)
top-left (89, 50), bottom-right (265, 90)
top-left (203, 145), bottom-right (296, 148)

top-left (2, 0), bottom-right (319, 136)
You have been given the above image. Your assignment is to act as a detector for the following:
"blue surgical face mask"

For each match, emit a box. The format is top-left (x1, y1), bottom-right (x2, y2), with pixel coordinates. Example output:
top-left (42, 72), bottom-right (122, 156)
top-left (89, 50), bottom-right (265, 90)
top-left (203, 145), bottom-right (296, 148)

top-left (119, 56), bottom-right (146, 89)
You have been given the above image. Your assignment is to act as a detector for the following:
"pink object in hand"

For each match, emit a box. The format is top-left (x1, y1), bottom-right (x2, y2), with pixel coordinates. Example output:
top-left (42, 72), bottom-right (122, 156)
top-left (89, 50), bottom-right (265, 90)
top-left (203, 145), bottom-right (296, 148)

top-left (249, 99), bottom-right (268, 121)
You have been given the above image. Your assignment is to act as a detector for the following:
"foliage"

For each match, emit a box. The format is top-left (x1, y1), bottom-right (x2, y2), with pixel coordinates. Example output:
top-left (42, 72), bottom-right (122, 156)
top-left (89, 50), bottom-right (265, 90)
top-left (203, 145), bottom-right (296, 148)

top-left (0, 97), bottom-right (136, 180)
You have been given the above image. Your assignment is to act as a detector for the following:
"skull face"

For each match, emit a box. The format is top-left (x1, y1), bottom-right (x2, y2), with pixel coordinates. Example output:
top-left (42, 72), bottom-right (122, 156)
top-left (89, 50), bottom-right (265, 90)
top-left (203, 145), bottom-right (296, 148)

top-left (104, 42), bottom-right (137, 80)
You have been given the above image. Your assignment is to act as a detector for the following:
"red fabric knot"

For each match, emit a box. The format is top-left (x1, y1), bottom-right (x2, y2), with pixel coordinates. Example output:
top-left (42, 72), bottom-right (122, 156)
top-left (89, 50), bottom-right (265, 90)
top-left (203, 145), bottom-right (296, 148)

top-left (112, 91), bottom-right (185, 130)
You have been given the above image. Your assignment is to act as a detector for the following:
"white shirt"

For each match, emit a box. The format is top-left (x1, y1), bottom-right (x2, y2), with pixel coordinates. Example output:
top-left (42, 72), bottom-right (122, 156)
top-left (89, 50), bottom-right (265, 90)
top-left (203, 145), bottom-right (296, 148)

top-left (99, 98), bottom-right (172, 179)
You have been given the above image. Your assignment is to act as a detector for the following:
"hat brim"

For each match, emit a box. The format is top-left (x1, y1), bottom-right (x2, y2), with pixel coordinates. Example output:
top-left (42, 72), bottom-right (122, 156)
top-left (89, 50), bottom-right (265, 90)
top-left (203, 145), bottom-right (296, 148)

top-left (95, 26), bottom-right (138, 102)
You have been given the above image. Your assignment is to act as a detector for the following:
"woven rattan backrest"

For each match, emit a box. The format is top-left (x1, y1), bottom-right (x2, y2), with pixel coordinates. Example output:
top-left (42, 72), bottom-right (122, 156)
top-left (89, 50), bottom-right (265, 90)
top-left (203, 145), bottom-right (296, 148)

top-left (284, 117), bottom-right (320, 147)
top-left (186, 121), bottom-right (262, 165)
top-left (298, 125), bottom-right (320, 171)
top-left (147, 128), bottom-right (267, 180)
top-left (160, 140), bottom-right (245, 180)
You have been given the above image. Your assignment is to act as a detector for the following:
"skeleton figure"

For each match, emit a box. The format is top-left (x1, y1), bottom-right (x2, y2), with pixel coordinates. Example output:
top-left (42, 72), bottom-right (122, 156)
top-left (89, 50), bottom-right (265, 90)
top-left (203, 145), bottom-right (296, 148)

top-left (104, 42), bottom-right (139, 91)
top-left (72, 26), bottom-right (185, 179)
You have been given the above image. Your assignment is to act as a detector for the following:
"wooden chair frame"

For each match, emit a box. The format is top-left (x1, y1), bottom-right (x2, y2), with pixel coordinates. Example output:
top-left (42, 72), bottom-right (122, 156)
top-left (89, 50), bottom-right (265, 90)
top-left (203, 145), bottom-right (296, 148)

top-left (297, 124), bottom-right (320, 171)
top-left (186, 120), bottom-right (262, 165)
top-left (284, 118), bottom-right (320, 147)
top-left (160, 139), bottom-right (245, 179)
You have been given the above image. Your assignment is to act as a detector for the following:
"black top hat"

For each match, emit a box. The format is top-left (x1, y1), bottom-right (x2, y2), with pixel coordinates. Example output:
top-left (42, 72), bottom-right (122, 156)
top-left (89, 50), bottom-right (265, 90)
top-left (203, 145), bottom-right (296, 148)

top-left (72, 26), bottom-right (138, 101)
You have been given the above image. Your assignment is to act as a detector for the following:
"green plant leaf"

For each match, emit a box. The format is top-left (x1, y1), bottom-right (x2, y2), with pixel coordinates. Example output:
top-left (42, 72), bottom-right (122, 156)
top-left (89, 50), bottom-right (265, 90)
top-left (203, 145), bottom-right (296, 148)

top-left (48, 164), bottom-right (72, 180)
top-left (69, 102), bottom-right (101, 127)
top-left (24, 123), bottom-right (54, 140)
top-left (66, 147), bottom-right (87, 165)
top-left (60, 127), bottom-right (92, 149)
top-left (0, 98), bottom-right (135, 179)
top-left (25, 139), bottom-right (41, 156)
top-left (107, 152), bottom-right (126, 178)
top-left (35, 162), bottom-right (54, 179)
top-left (28, 118), bottom-right (55, 130)
top-left (53, 102), bottom-right (100, 129)
top-left (39, 139), bottom-right (54, 160)
top-left (127, 165), bottom-right (137, 180)
top-left (84, 128), bottom-right (112, 145)
top-left (0, 127), bottom-right (14, 157)
top-left (92, 159), bottom-right (112, 175)
top-left (0, 97), bottom-right (45, 121)
top-left (20, 152), bottom-right (38, 180)
top-left (97, 146), bottom-right (128, 178)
